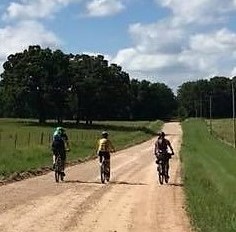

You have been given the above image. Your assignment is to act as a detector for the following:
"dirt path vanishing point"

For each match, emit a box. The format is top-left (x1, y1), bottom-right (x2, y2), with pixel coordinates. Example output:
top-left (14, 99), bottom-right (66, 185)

top-left (0, 122), bottom-right (192, 232)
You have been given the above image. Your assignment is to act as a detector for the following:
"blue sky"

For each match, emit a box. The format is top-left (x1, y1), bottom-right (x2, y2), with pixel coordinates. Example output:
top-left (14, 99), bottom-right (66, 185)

top-left (1, 0), bottom-right (236, 90)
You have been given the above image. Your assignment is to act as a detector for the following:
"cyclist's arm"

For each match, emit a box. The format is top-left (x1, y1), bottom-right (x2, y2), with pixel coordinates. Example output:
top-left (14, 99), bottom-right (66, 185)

top-left (108, 140), bottom-right (115, 152)
top-left (64, 134), bottom-right (71, 151)
top-left (65, 140), bottom-right (70, 150)
top-left (167, 140), bottom-right (174, 154)
top-left (154, 141), bottom-right (159, 155)
top-left (96, 140), bottom-right (100, 155)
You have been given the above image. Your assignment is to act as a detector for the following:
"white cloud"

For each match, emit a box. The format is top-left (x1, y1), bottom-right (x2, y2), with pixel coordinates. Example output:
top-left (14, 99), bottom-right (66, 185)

top-left (3, 0), bottom-right (77, 20)
top-left (113, 48), bottom-right (179, 71)
top-left (231, 67), bottom-right (236, 76)
top-left (110, 0), bottom-right (236, 90)
top-left (86, 0), bottom-right (125, 17)
top-left (0, 20), bottom-right (61, 73)
top-left (155, 0), bottom-right (236, 25)
top-left (112, 22), bottom-right (236, 89)
top-left (189, 28), bottom-right (236, 54)
top-left (129, 21), bottom-right (186, 54)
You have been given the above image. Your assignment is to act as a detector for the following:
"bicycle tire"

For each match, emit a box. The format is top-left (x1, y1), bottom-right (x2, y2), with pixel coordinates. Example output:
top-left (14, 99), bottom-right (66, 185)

top-left (55, 156), bottom-right (62, 183)
top-left (164, 162), bottom-right (169, 183)
top-left (157, 163), bottom-right (164, 185)
top-left (55, 171), bottom-right (60, 183)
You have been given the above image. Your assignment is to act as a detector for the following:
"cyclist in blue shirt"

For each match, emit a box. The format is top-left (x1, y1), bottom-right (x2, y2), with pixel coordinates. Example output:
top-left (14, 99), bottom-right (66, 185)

top-left (52, 127), bottom-right (70, 176)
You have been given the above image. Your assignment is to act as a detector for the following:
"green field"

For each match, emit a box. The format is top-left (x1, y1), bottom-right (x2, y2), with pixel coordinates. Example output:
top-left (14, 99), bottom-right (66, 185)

top-left (181, 119), bottom-right (236, 232)
top-left (0, 118), bottom-right (162, 179)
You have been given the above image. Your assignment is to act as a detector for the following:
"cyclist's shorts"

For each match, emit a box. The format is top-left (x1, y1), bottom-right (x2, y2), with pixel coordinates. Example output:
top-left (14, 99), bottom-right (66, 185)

top-left (98, 151), bottom-right (110, 160)
top-left (53, 149), bottom-right (66, 161)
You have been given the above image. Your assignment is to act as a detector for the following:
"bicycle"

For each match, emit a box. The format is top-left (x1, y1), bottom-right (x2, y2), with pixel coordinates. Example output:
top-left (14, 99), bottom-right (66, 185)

top-left (54, 153), bottom-right (65, 183)
top-left (156, 153), bottom-right (171, 185)
top-left (100, 156), bottom-right (110, 184)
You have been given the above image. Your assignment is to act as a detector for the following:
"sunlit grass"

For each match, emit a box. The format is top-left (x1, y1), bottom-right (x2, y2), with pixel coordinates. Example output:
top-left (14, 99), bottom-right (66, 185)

top-left (181, 119), bottom-right (236, 232)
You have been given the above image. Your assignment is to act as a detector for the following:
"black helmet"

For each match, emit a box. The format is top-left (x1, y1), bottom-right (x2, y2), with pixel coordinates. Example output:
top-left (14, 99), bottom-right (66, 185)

top-left (160, 131), bottom-right (165, 137)
top-left (102, 131), bottom-right (108, 137)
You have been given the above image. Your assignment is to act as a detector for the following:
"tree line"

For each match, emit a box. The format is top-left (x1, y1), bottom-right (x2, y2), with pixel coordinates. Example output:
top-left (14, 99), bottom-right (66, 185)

top-left (177, 76), bottom-right (236, 119)
top-left (0, 45), bottom-right (177, 123)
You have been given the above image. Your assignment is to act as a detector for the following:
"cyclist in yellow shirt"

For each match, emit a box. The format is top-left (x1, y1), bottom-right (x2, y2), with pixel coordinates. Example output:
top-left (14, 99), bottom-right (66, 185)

top-left (97, 131), bottom-right (115, 166)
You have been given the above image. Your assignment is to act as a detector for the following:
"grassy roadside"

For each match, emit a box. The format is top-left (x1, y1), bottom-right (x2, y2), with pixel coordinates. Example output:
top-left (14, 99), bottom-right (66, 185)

top-left (181, 119), bottom-right (236, 232)
top-left (207, 118), bottom-right (235, 146)
top-left (0, 119), bottom-right (162, 179)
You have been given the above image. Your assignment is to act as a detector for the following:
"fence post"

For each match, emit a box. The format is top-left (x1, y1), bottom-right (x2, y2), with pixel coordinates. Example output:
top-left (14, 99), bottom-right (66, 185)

top-left (48, 133), bottom-right (51, 144)
top-left (28, 132), bottom-right (31, 147)
top-left (15, 133), bottom-right (18, 148)
top-left (40, 132), bottom-right (44, 145)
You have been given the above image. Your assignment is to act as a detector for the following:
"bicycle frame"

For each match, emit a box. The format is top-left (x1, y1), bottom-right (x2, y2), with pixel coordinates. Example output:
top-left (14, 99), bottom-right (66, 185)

top-left (156, 154), bottom-right (169, 185)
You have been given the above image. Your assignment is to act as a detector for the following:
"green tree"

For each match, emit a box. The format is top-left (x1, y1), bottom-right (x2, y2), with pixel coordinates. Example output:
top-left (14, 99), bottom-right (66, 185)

top-left (1, 45), bottom-right (70, 123)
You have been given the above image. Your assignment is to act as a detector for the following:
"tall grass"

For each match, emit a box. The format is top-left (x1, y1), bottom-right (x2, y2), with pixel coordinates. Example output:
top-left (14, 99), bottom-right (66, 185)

top-left (0, 119), bottom-right (162, 178)
top-left (181, 119), bottom-right (236, 232)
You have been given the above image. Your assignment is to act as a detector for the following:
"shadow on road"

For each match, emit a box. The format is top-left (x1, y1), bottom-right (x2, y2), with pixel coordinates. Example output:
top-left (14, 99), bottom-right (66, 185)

top-left (167, 182), bottom-right (184, 187)
top-left (110, 180), bottom-right (147, 186)
top-left (64, 179), bottom-right (147, 186)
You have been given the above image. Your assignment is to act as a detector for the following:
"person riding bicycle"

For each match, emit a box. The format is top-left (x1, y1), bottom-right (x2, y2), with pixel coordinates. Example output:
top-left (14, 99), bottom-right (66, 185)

top-left (52, 127), bottom-right (70, 176)
top-left (154, 131), bottom-right (174, 178)
top-left (97, 131), bottom-right (115, 170)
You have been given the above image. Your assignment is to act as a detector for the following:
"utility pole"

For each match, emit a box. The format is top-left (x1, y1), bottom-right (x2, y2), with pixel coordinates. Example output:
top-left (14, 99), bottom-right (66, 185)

top-left (209, 95), bottom-right (212, 134)
top-left (232, 82), bottom-right (236, 148)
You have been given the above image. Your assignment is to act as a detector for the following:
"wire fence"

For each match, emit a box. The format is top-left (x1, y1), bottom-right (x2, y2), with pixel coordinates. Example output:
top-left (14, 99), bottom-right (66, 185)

top-left (0, 131), bottom-right (99, 149)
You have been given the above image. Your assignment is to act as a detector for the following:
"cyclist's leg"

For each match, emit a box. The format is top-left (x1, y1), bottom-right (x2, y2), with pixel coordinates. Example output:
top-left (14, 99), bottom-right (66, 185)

top-left (104, 152), bottom-right (110, 171)
top-left (99, 153), bottom-right (103, 164)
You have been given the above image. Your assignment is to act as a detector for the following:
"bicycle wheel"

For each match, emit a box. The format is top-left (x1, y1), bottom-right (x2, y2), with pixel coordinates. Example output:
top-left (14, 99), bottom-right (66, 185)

top-left (55, 166), bottom-right (60, 183)
top-left (164, 162), bottom-right (169, 183)
top-left (157, 163), bottom-right (164, 185)
top-left (100, 162), bottom-right (105, 184)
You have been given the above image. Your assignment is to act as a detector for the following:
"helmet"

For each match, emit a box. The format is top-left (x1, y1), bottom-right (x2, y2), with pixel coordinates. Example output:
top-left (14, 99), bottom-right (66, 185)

top-left (102, 131), bottom-right (108, 137)
top-left (56, 127), bottom-right (65, 135)
top-left (159, 131), bottom-right (165, 137)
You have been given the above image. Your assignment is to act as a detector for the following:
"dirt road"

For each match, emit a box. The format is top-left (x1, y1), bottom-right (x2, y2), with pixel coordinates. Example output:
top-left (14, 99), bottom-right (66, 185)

top-left (0, 122), bottom-right (191, 232)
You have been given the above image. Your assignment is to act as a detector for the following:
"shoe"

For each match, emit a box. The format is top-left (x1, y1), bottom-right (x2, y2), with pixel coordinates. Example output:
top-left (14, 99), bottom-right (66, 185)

top-left (61, 172), bottom-right (66, 177)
